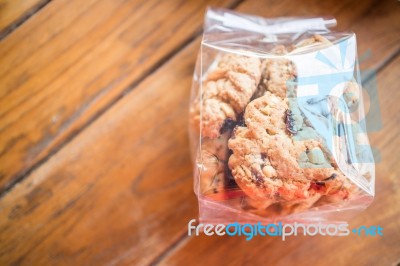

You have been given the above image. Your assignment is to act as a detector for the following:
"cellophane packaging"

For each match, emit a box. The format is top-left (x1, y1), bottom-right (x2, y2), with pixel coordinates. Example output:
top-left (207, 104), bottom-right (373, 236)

top-left (189, 8), bottom-right (375, 224)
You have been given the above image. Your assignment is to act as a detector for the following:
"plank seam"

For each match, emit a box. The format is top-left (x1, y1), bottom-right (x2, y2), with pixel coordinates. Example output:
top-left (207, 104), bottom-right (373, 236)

top-left (148, 230), bottom-right (190, 266)
top-left (362, 48), bottom-right (400, 86)
top-left (0, 0), bottom-right (53, 41)
top-left (0, 0), bottom-right (244, 198)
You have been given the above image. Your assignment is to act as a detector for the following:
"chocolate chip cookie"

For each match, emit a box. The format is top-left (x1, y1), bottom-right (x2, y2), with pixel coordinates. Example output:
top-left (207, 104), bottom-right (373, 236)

top-left (227, 36), bottom-right (357, 214)
top-left (190, 54), bottom-right (263, 139)
top-left (228, 91), bottom-right (355, 214)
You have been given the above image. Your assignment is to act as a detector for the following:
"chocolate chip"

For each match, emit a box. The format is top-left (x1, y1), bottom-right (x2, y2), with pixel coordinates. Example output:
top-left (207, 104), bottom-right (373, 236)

top-left (251, 83), bottom-right (267, 100)
top-left (323, 173), bottom-right (337, 181)
top-left (310, 181), bottom-right (326, 191)
top-left (219, 118), bottom-right (237, 134)
top-left (252, 170), bottom-right (264, 186)
top-left (285, 109), bottom-right (297, 135)
top-left (236, 113), bottom-right (246, 127)
top-left (313, 174), bottom-right (336, 188)
top-left (224, 153), bottom-right (238, 188)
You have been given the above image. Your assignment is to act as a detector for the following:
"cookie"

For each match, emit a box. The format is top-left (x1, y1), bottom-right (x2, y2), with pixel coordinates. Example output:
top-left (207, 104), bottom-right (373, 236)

top-left (227, 36), bottom-right (357, 215)
top-left (292, 34), bottom-right (331, 51)
top-left (199, 132), bottom-right (230, 195)
top-left (260, 35), bottom-right (330, 100)
top-left (228, 91), bottom-right (355, 214)
top-left (262, 55), bottom-right (297, 99)
top-left (190, 54), bottom-right (263, 139)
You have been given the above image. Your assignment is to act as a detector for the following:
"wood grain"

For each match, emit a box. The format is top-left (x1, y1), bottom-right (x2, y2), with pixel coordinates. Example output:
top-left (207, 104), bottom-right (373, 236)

top-left (158, 55), bottom-right (400, 266)
top-left (0, 39), bottom-right (200, 265)
top-left (0, 0), bottom-right (399, 265)
top-left (0, 0), bottom-right (48, 34)
top-left (0, 0), bottom-right (237, 193)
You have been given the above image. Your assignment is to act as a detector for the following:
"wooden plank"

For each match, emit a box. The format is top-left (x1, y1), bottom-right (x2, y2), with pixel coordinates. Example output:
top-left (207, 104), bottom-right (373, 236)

top-left (0, 39), bottom-right (201, 265)
top-left (0, 0), bottom-right (399, 265)
top-left (157, 55), bottom-right (400, 266)
top-left (0, 0), bottom-right (48, 34)
top-left (0, 0), bottom-right (238, 192)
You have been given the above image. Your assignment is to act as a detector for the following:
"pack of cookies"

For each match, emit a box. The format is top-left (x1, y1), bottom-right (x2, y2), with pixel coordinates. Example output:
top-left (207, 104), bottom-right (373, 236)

top-left (189, 9), bottom-right (375, 223)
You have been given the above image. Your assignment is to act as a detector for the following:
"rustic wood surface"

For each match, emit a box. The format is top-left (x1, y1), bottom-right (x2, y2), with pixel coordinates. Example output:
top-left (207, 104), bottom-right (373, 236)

top-left (0, 0), bottom-right (238, 193)
top-left (0, 0), bottom-right (399, 265)
top-left (0, 0), bottom-right (48, 35)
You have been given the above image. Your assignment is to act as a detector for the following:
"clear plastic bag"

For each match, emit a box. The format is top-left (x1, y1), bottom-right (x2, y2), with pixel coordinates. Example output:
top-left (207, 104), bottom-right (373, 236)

top-left (189, 8), bottom-right (375, 224)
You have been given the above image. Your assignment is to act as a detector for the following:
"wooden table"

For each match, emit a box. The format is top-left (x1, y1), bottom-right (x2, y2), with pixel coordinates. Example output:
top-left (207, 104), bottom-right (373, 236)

top-left (0, 0), bottom-right (399, 265)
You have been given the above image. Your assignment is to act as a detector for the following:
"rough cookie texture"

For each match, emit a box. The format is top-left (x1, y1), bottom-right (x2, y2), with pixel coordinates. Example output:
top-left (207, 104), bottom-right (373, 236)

top-left (190, 54), bottom-right (262, 138)
top-left (227, 36), bottom-right (357, 215)
top-left (199, 132), bottom-right (230, 195)
top-left (293, 34), bottom-right (331, 50)
top-left (262, 56), bottom-right (297, 99)
top-left (228, 92), bottom-right (355, 214)
top-left (192, 35), bottom-right (360, 217)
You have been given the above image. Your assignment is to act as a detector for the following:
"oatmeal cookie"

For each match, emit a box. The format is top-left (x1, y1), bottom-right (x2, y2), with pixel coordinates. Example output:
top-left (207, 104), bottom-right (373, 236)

top-left (262, 54), bottom-right (297, 99)
top-left (230, 36), bottom-right (357, 215)
top-left (293, 34), bottom-right (331, 51)
top-left (228, 91), bottom-right (355, 214)
top-left (190, 54), bottom-right (263, 138)
top-left (199, 132), bottom-right (230, 195)
top-left (259, 35), bottom-right (331, 100)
